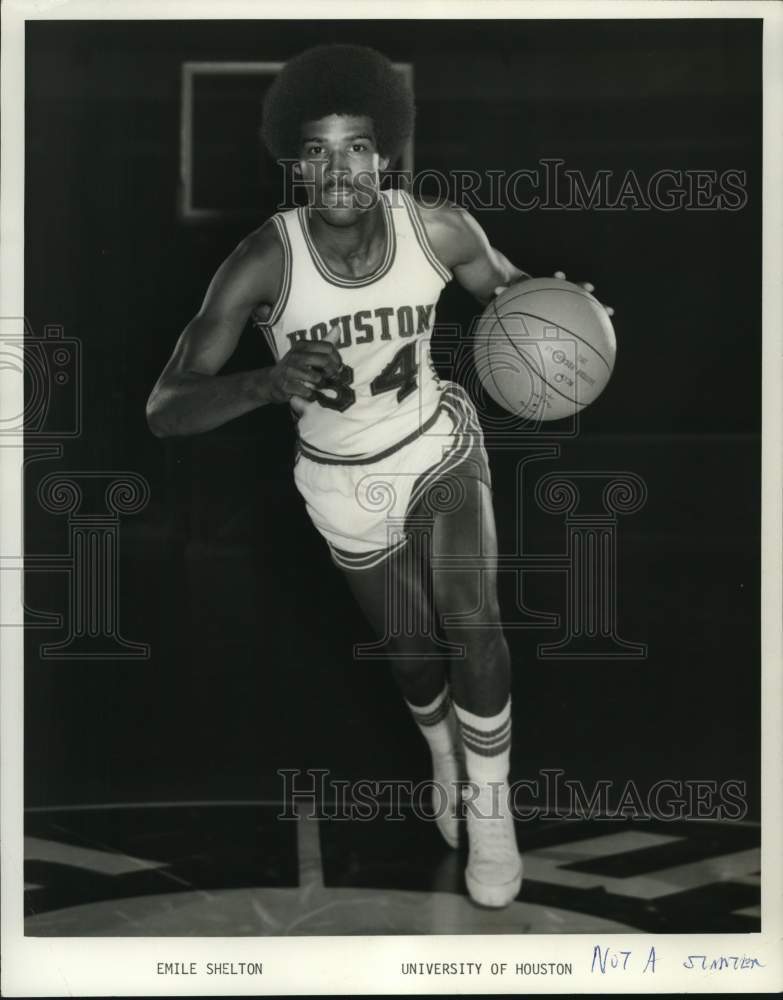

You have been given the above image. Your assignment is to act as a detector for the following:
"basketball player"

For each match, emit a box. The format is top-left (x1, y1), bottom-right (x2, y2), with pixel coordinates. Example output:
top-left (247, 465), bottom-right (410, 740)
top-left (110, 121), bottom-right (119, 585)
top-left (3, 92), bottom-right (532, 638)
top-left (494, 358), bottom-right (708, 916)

top-left (147, 44), bottom-right (606, 908)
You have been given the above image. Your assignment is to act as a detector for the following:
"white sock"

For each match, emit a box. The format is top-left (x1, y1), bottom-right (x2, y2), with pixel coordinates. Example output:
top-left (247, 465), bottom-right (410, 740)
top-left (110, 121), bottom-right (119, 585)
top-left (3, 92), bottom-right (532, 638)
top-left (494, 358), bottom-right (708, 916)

top-left (453, 697), bottom-right (512, 787)
top-left (455, 698), bottom-right (521, 905)
top-left (406, 685), bottom-right (465, 847)
top-left (405, 685), bottom-right (460, 759)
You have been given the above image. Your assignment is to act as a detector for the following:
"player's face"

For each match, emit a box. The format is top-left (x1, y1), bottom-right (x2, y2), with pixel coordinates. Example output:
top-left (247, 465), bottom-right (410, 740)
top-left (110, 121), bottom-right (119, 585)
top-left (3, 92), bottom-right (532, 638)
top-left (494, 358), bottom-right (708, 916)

top-left (298, 114), bottom-right (389, 224)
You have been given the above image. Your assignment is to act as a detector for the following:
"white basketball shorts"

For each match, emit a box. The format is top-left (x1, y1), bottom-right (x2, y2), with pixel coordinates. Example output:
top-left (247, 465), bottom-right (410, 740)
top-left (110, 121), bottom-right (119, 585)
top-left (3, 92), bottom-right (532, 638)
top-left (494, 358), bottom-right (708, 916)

top-left (293, 382), bottom-right (491, 571)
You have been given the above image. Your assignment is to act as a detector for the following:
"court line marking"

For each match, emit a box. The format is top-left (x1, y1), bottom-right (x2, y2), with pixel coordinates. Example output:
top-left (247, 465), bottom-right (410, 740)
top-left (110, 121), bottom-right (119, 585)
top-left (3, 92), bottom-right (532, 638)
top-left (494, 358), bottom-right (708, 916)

top-left (534, 830), bottom-right (681, 860)
top-left (295, 799), bottom-right (324, 891)
top-left (525, 839), bottom-right (761, 900)
top-left (24, 800), bottom-right (290, 812)
top-left (24, 836), bottom-right (166, 875)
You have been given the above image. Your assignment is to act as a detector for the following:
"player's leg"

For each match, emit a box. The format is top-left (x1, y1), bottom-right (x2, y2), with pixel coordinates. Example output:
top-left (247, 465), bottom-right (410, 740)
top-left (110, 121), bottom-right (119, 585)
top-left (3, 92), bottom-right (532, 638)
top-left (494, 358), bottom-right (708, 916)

top-left (339, 541), bottom-right (464, 848)
top-left (294, 447), bottom-right (464, 844)
top-left (430, 472), bottom-right (522, 907)
top-left (431, 475), bottom-right (510, 714)
top-left (339, 538), bottom-right (446, 704)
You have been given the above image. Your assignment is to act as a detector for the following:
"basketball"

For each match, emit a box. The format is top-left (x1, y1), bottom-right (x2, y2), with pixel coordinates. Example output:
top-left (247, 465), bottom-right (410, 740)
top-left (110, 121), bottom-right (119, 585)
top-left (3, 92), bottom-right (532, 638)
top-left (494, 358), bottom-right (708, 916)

top-left (473, 277), bottom-right (616, 421)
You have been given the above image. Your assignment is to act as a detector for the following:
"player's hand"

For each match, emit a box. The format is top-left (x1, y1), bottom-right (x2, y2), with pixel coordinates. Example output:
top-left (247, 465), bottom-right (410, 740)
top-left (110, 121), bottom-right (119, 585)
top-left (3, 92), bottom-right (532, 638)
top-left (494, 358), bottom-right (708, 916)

top-left (492, 273), bottom-right (532, 300)
top-left (493, 273), bottom-right (614, 316)
top-left (553, 271), bottom-right (614, 317)
top-left (268, 323), bottom-right (344, 415)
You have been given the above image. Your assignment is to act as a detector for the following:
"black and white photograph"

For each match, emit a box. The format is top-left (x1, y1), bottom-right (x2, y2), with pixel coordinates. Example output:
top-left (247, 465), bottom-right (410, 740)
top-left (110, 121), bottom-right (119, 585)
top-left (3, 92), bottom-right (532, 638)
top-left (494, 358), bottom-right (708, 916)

top-left (1, 0), bottom-right (781, 995)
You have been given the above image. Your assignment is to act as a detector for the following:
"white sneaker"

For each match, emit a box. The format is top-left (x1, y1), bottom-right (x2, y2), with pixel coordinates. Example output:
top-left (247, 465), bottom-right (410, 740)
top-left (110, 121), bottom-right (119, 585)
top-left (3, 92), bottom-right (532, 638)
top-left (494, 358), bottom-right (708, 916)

top-left (464, 782), bottom-right (523, 907)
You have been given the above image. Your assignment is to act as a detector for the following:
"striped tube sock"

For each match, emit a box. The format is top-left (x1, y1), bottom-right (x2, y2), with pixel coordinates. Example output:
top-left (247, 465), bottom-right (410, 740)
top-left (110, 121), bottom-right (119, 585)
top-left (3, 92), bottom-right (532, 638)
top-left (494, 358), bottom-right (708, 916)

top-left (405, 685), bottom-right (464, 849)
top-left (405, 685), bottom-right (459, 757)
top-left (453, 698), bottom-right (512, 786)
top-left (454, 697), bottom-right (522, 908)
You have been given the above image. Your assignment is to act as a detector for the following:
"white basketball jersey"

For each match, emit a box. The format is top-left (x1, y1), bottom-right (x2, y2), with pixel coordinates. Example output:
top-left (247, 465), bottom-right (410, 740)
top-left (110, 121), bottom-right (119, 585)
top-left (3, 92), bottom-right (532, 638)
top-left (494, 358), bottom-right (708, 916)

top-left (256, 189), bottom-right (452, 461)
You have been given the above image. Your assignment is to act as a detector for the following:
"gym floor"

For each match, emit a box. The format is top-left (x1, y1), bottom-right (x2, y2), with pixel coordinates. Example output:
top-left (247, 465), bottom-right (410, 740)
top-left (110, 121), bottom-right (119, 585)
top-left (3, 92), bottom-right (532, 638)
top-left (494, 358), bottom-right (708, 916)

top-left (24, 804), bottom-right (760, 936)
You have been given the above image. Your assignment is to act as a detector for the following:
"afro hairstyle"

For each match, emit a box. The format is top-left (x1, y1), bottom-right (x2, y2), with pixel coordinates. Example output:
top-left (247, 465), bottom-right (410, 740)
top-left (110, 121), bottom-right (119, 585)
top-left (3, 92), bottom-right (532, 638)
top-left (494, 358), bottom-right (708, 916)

top-left (261, 44), bottom-right (414, 163)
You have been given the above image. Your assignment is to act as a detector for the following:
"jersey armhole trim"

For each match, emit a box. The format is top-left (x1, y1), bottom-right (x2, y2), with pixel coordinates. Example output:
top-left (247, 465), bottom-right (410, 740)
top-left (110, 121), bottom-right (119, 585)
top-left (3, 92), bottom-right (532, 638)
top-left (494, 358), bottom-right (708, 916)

top-left (265, 214), bottom-right (293, 328)
top-left (257, 324), bottom-right (278, 360)
top-left (400, 190), bottom-right (453, 285)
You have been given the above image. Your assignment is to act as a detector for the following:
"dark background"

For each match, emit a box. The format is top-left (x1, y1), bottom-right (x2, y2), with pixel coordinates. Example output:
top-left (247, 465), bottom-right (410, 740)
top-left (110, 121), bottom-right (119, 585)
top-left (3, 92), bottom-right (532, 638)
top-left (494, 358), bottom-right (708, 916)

top-left (24, 20), bottom-right (761, 817)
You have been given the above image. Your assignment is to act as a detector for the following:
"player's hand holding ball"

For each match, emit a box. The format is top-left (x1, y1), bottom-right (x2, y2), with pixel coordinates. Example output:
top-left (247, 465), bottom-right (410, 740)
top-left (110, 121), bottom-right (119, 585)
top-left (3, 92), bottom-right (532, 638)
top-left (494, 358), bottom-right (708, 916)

top-left (477, 271), bottom-right (617, 422)
top-left (268, 322), bottom-right (343, 415)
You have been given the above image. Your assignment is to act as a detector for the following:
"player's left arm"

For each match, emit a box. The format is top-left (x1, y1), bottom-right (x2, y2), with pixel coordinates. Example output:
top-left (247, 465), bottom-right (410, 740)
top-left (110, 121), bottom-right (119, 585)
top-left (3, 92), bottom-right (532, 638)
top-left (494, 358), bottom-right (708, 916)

top-left (449, 216), bottom-right (531, 305)
top-left (418, 202), bottom-right (527, 305)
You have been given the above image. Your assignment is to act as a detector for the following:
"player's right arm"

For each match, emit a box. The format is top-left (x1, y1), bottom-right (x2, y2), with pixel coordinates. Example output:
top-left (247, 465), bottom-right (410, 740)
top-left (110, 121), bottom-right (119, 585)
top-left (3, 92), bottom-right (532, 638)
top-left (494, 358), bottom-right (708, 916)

top-left (146, 222), bottom-right (341, 437)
